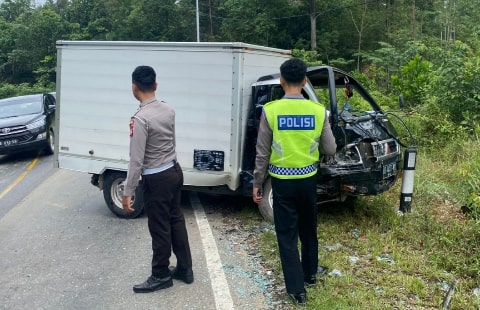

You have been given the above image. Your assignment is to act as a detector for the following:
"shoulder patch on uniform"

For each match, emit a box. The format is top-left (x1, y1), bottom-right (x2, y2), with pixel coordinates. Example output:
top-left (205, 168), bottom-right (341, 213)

top-left (129, 118), bottom-right (134, 137)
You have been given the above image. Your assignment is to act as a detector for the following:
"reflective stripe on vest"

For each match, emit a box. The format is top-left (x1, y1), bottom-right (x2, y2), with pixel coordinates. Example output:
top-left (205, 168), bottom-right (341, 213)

top-left (268, 163), bottom-right (317, 176)
top-left (264, 98), bottom-right (325, 179)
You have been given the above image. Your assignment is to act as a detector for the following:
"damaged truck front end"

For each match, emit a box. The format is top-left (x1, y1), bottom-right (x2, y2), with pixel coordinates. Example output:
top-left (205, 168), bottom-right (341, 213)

top-left (309, 66), bottom-right (404, 202)
top-left (317, 117), bottom-right (402, 201)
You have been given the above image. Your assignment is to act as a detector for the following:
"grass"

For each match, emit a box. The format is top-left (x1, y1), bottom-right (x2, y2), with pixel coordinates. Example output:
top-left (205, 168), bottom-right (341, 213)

top-left (253, 141), bottom-right (480, 309)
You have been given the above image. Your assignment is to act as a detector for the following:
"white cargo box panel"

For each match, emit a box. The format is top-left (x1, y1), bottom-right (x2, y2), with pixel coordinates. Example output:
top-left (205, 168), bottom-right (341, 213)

top-left (55, 41), bottom-right (290, 190)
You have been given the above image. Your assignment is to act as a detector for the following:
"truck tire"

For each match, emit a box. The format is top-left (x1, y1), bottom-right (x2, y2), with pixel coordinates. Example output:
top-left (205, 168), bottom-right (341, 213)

top-left (103, 171), bottom-right (144, 219)
top-left (258, 177), bottom-right (274, 223)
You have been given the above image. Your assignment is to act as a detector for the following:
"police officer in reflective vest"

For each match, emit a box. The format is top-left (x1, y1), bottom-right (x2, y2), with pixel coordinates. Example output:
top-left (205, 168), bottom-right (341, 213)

top-left (253, 59), bottom-right (337, 306)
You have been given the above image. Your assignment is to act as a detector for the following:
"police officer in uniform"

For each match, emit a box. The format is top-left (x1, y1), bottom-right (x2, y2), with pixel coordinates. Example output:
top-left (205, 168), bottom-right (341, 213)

top-left (123, 65), bottom-right (193, 293)
top-left (253, 59), bottom-right (336, 306)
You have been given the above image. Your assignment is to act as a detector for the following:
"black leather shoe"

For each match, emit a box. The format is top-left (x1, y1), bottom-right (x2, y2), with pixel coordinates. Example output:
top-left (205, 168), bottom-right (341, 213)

top-left (169, 266), bottom-right (194, 284)
top-left (288, 291), bottom-right (307, 307)
top-left (133, 275), bottom-right (173, 293)
top-left (304, 274), bottom-right (317, 287)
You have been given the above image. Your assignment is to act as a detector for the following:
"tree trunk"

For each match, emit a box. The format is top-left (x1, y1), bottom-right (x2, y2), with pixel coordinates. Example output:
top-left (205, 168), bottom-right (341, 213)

top-left (310, 0), bottom-right (317, 50)
top-left (412, 0), bottom-right (416, 41)
top-left (209, 0), bottom-right (213, 36)
top-left (350, 2), bottom-right (368, 71)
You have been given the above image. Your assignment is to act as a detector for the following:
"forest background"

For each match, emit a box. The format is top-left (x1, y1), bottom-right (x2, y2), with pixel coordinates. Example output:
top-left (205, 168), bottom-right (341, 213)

top-left (1, 0), bottom-right (480, 308)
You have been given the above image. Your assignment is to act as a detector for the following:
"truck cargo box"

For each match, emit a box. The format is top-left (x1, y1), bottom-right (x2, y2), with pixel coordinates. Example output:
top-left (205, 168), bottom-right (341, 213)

top-left (55, 41), bottom-right (290, 193)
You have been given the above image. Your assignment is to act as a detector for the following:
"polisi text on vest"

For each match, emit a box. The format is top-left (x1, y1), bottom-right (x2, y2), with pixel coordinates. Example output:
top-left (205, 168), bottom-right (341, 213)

top-left (278, 115), bottom-right (315, 130)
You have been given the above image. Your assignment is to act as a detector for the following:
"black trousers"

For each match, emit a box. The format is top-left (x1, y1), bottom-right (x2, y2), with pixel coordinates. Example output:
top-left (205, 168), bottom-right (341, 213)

top-left (271, 175), bottom-right (318, 294)
top-left (142, 162), bottom-right (192, 278)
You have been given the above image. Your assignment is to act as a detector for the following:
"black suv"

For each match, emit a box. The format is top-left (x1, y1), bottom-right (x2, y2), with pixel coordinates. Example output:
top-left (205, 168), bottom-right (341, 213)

top-left (0, 93), bottom-right (56, 155)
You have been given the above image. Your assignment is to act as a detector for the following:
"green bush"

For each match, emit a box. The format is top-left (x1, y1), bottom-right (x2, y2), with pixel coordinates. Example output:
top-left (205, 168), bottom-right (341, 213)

top-left (457, 151), bottom-right (480, 221)
top-left (433, 41), bottom-right (480, 125)
top-left (292, 49), bottom-right (323, 67)
top-left (401, 98), bottom-right (470, 148)
top-left (0, 82), bottom-right (54, 99)
top-left (391, 54), bottom-right (433, 107)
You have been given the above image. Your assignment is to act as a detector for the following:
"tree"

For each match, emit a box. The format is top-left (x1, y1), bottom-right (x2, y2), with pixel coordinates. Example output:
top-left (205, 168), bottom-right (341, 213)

top-left (123, 0), bottom-right (182, 41)
top-left (349, 0), bottom-right (369, 71)
top-left (0, 17), bottom-right (16, 83)
top-left (434, 41), bottom-right (480, 124)
top-left (0, 0), bottom-right (31, 22)
top-left (65, 0), bottom-right (94, 28)
top-left (4, 8), bottom-right (72, 84)
top-left (0, 0), bottom-right (479, 101)
top-left (219, 0), bottom-right (293, 47)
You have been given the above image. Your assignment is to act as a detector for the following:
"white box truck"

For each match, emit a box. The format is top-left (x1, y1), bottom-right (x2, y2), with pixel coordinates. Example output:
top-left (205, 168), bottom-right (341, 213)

top-left (56, 41), bottom-right (412, 222)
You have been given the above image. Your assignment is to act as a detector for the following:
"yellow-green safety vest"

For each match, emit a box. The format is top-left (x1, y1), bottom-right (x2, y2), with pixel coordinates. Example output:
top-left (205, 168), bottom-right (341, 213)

top-left (264, 98), bottom-right (325, 179)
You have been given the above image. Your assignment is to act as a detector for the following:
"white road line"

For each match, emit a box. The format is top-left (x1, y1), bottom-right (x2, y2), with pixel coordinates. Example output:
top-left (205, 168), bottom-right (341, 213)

top-left (190, 192), bottom-right (235, 310)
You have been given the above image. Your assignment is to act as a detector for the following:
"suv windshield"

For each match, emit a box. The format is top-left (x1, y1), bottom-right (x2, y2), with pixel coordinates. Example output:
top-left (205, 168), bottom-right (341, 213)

top-left (0, 98), bottom-right (42, 118)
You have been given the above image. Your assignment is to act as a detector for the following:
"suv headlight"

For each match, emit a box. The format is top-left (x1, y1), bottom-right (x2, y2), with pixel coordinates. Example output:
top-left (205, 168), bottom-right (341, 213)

top-left (26, 117), bottom-right (46, 130)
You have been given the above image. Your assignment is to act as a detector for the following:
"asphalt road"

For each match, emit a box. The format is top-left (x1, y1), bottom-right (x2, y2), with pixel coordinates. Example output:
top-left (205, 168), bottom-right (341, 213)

top-left (0, 154), bottom-right (274, 310)
top-left (0, 151), bottom-right (56, 218)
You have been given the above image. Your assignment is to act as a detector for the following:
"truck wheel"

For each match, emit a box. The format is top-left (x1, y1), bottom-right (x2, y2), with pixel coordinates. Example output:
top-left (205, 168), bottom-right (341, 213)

top-left (103, 171), bottom-right (144, 219)
top-left (258, 177), bottom-right (274, 223)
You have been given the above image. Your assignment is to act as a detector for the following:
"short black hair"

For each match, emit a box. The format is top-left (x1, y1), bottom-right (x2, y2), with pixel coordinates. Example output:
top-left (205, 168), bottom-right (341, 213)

top-left (280, 58), bottom-right (307, 84)
top-left (132, 65), bottom-right (156, 92)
